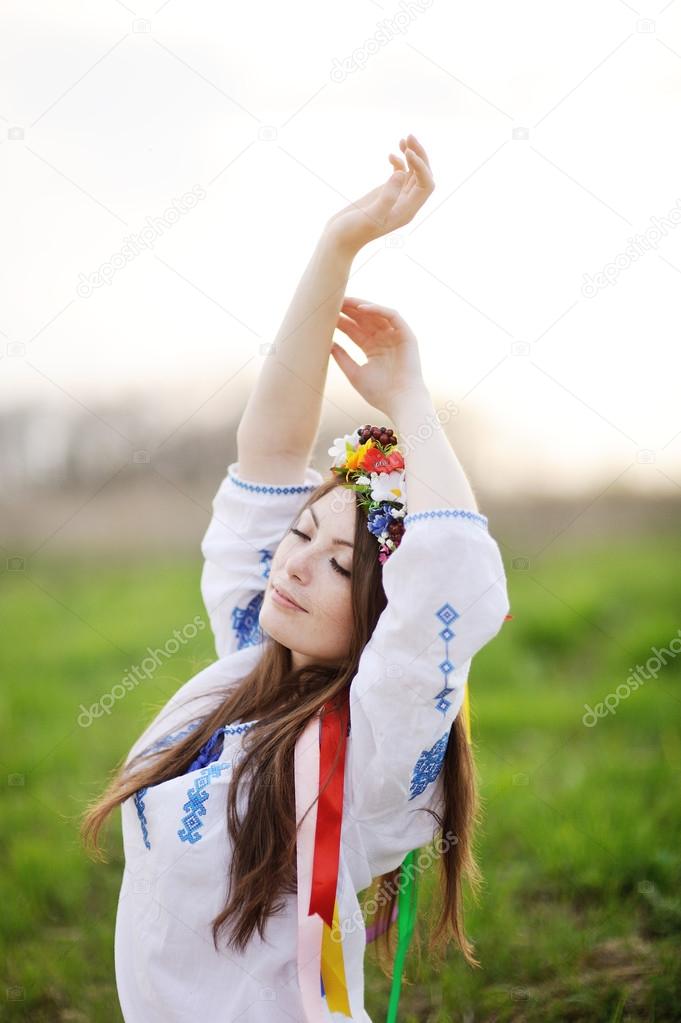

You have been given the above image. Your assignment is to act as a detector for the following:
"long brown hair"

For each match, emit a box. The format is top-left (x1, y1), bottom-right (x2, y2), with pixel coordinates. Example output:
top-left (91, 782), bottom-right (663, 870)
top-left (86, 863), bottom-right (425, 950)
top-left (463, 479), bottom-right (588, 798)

top-left (80, 474), bottom-right (483, 978)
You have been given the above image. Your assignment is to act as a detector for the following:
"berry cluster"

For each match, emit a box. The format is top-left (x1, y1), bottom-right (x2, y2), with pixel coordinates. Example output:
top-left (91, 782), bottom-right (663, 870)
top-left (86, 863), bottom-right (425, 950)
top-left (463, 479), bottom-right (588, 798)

top-left (357, 424), bottom-right (398, 448)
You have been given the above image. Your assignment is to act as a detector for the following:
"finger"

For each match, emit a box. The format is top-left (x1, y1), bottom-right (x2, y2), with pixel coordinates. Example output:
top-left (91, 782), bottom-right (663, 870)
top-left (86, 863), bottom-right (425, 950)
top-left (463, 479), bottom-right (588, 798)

top-left (342, 297), bottom-right (390, 319)
top-left (341, 300), bottom-right (394, 330)
top-left (336, 311), bottom-right (362, 334)
top-left (373, 167), bottom-right (408, 217)
top-left (399, 140), bottom-right (425, 197)
top-left (355, 302), bottom-right (403, 326)
top-left (351, 300), bottom-right (400, 325)
top-left (389, 152), bottom-right (406, 173)
top-left (399, 137), bottom-right (418, 180)
top-left (404, 147), bottom-right (434, 190)
top-left (403, 134), bottom-right (431, 171)
top-left (336, 313), bottom-right (389, 348)
top-left (330, 341), bottom-right (361, 385)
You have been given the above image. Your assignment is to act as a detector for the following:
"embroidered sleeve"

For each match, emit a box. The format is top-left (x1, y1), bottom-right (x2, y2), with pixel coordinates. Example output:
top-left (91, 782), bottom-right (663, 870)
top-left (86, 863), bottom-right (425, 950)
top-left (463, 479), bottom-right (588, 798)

top-left (200, 460), bottom-right (324, 659)
top-left (343, 507), bottom-right (510, 879)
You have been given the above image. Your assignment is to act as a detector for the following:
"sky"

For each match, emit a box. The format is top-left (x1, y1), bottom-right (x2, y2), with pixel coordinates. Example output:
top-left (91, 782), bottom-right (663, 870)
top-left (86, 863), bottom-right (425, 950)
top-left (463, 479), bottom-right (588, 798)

top-left (1, 0), bottom-right (680, 497)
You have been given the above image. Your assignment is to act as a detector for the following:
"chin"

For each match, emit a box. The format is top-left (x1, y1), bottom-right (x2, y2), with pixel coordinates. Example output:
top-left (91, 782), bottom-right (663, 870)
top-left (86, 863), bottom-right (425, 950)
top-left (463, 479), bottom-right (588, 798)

top-left (259, 606), bottom-right (294, 644)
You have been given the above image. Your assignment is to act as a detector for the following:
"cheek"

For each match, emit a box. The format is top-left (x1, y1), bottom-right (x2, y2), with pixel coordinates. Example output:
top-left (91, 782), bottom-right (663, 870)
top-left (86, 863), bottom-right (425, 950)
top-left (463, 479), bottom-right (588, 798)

top-left (325, 585), bottom-right (353, 629)
top-left (269, 541), bottom-right (353, 624)
top-left (268, 542), bottom-right (290, 579)
top-left (295, 578), bottom-right (351, 626)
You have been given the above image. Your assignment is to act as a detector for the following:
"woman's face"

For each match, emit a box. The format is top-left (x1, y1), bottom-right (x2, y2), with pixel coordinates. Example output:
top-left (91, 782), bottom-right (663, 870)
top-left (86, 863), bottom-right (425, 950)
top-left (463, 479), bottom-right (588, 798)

top-left (260, 487), bottom-right (357, 669)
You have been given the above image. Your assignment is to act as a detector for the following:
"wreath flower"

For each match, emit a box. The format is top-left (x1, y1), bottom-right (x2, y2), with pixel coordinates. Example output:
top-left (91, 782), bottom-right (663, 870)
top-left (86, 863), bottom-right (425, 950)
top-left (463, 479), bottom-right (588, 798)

top-left (327, 424), bottom-right (407, 563)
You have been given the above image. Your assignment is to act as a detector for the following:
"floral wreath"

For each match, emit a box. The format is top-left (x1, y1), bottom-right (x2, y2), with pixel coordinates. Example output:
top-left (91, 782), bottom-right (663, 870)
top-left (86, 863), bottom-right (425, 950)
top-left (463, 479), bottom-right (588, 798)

top-left (328, 423), bottom-right (407, 564)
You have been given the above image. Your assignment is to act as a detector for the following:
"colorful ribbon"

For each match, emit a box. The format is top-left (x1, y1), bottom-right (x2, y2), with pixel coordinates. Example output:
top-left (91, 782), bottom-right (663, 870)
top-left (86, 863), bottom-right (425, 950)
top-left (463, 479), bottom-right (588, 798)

top-left (309, 695), bottom-right (349, 928)
top-left (312, 694), bottom-right (352, 1013)
top-left (296, 615), bottom-right (518, 1021)
top-left (295, 694), bottom-right (353, 1018)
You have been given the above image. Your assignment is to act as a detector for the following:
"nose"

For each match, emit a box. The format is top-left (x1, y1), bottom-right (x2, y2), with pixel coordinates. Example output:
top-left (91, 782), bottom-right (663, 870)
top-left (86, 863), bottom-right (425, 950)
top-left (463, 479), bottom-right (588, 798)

top-left (282, 541), bottom-right (314, 583)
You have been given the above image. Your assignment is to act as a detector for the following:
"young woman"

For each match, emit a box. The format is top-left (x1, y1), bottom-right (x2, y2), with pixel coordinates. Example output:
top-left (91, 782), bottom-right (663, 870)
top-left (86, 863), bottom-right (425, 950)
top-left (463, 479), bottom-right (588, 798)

top-left (82, 134), bottom-right (510, 1022)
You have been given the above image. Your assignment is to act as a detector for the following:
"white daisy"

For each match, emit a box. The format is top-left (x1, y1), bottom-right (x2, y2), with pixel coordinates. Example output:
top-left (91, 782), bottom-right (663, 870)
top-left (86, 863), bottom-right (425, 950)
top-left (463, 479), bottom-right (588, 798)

top-left (328, 433), bottom-right (361, 468)
top-left (370, 470), bottom-right (407, 505)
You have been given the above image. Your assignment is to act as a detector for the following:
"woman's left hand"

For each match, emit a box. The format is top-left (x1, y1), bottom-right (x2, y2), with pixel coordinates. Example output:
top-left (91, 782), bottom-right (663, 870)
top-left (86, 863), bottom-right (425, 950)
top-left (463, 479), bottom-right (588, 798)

top-left (330, 298), bottom-right (427, 416)
top-left (324, 133), bottom-right (435, 253)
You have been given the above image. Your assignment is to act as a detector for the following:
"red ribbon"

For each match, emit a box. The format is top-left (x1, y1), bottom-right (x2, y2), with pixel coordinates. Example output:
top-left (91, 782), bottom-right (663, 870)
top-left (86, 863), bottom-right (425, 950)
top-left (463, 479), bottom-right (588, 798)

top-left (308, 691), bottom-right (350, 928)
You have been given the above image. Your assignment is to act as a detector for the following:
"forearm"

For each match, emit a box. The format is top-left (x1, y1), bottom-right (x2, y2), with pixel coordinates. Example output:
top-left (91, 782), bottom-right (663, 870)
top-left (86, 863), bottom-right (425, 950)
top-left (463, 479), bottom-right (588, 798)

top-left (237, 229), bottom-right (356, 461)
top-left (387, 387), bottom-right (479, 516)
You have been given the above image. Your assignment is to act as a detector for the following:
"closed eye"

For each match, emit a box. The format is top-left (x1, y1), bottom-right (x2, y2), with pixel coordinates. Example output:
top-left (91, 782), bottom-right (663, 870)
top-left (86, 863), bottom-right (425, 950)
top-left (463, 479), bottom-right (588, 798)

top-left (288, 527), bottom-right (352, 579)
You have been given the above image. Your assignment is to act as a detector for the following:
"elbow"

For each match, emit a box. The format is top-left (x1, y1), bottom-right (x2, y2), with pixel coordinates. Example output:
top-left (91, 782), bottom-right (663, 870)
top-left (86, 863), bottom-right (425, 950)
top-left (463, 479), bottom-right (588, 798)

top-left (469, 551), bottom-right (511, 649)
top-left (484, 575), bottom-right (511, 642)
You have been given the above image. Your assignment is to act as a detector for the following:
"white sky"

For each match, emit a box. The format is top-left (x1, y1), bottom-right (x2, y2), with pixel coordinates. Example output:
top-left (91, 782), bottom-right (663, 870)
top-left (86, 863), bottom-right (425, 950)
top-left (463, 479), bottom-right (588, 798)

top-left (1, 0), bottom-right (680, 497)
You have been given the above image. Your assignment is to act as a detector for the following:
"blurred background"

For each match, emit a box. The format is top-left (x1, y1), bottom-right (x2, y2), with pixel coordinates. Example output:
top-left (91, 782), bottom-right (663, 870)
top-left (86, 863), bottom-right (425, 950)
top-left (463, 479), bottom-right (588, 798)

top-left (1, 0), bottom-right (680, 1020)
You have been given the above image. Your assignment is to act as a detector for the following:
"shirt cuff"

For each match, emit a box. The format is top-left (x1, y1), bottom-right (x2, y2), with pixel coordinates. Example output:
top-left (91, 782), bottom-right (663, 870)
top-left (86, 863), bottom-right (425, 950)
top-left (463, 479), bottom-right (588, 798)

top-left (403, 506), bottom-right (489, 531)
top-left (226, 460), bottom-right (324, 501)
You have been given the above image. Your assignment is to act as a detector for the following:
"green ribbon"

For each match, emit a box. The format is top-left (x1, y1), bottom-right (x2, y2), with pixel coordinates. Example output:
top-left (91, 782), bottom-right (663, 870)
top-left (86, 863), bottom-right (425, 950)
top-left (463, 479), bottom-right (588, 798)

top-left (386, 850), bottom-right (419, 1023)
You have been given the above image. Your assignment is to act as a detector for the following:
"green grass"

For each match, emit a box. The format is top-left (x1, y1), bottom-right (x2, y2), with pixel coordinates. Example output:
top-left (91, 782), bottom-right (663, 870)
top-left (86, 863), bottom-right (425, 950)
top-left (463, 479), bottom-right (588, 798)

top-left (1, 533), bottom-right (680, 1021)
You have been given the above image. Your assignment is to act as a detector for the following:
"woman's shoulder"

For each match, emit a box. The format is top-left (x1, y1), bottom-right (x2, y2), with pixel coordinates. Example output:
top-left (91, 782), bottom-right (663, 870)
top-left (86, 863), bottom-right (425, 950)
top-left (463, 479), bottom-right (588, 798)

top-left (124, 645), bottom-right (261, 768)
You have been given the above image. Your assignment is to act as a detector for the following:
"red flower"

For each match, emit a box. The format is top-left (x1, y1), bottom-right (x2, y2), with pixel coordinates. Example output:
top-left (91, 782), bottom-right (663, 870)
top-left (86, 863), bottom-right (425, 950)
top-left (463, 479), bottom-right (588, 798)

top-left (361, 447), bottom-right (405, 474)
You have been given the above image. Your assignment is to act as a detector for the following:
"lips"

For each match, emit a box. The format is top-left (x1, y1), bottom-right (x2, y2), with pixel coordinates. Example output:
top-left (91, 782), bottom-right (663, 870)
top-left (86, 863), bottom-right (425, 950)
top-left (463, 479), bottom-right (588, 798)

top-left (272, 583), bottom-right (307, 612)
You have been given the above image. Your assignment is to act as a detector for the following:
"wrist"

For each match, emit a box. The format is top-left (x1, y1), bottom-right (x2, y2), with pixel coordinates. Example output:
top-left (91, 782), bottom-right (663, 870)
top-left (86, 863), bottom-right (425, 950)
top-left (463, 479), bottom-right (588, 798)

top-left (319, 223), bottom-right (362, 263)
top-left (385, 384), bottom-right (432, 421)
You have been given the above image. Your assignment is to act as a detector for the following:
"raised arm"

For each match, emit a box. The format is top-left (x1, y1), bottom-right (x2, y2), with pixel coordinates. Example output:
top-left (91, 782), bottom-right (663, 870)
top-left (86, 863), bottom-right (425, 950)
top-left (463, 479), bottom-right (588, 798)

top-left (236, 233), bottom-right (354, 484)
top-left (331, 301), bottom-right (509, 876)
top-left (331, 298), bottom-right (480, 518)
top-left (236, 133), bottom-right (436, 484)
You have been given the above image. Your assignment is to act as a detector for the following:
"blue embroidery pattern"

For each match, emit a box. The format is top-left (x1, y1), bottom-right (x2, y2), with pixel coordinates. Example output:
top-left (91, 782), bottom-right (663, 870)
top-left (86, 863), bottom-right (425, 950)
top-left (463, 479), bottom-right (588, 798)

top-left (259, 548), bottom-right (273, 579)
top-left (133, 721), bottom-right (203, 849)
top-left (433, 602), bottom-right (460, 715)
top-left (408, 732), bottom-right (449, 799)
top-left (140, 720), bottom-right (202, 759)
top-left (231, 591), bottom-right (265, 649)
top-left (404, 507), bottom-right (488, 531)
top-left (133, 787), bottom-right (151, 848)
top-left (177, 762), bottom-right (233, 845)
top-left (186, 721), bottom-right (257, 774)
top-left (223, 721), bottom-right (257, 737)
top-left (228, 471), bottom-right (317, 496)
top-left (186, 727), bottom-right (226, 775)
top-left (134, 720), bottom-right (256, 850)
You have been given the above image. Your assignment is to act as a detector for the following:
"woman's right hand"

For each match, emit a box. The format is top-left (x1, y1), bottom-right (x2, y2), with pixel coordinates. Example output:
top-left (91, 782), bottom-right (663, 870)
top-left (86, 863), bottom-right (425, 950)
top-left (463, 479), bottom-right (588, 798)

top-left (324, 134), bottom-right (435, 255)
top-left (330, 298), bottom-right (428, 416)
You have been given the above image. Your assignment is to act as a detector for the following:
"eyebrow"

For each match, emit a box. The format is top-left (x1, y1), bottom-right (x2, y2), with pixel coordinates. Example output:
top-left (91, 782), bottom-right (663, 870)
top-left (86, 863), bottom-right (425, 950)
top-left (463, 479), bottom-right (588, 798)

top-left (301, 505), bottom-right (354, 548)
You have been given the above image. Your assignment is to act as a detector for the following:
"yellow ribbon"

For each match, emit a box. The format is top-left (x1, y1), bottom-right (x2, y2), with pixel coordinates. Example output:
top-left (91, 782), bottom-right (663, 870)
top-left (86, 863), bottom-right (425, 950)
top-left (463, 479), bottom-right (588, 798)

top-left (321, 896), bottom-right (352, 1014)
top-left (320, 684), bottom-right (472, 1018)
top-left (462, 681), bottom-right (472, 743)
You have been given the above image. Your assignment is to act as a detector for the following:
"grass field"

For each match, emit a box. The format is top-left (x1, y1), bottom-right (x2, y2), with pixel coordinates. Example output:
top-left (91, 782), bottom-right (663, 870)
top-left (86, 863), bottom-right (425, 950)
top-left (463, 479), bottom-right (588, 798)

top-left (2, 530), bottom-right (680, 1021)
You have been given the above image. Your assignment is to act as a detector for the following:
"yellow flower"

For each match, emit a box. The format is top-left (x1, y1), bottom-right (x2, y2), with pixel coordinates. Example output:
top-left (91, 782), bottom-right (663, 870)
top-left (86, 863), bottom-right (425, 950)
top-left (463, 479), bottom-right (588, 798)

top-left (345, 439), bottom-right (374, 471)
